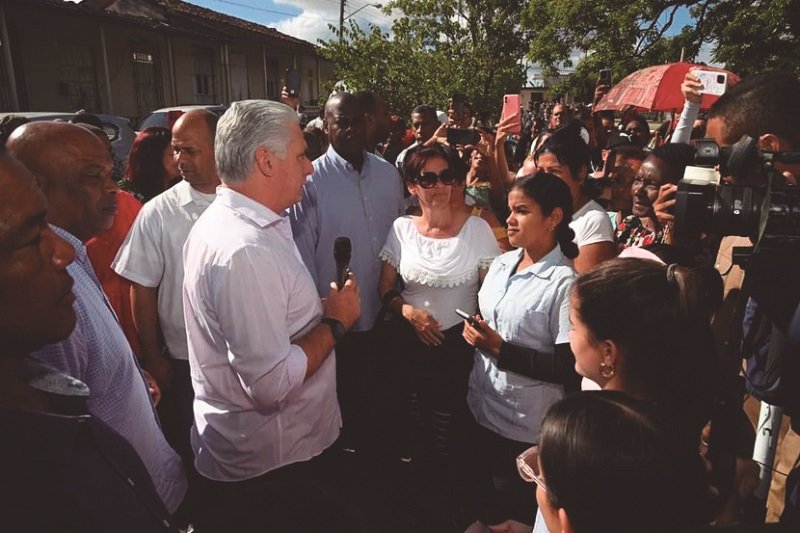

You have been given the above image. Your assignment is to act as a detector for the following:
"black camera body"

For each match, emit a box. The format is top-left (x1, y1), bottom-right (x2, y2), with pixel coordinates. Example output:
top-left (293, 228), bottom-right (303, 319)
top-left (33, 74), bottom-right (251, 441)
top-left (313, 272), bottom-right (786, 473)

top-left (674, 136), bottom-right (800, 265)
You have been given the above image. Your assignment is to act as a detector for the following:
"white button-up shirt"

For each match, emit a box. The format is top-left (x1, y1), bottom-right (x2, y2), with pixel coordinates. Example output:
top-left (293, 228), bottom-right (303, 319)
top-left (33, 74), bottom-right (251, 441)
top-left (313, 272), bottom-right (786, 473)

top-left (468, 245), bottom-right (575, 444)
top-left (113, 179), bottom-right (216, 361)
top-left (183, 187), bottom-right (340, 482)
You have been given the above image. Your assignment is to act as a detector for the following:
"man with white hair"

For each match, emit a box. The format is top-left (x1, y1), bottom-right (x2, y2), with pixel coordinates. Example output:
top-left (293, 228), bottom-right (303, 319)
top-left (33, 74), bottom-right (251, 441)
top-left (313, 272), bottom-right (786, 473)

top-left (182, 100), bottom-right (361, 532)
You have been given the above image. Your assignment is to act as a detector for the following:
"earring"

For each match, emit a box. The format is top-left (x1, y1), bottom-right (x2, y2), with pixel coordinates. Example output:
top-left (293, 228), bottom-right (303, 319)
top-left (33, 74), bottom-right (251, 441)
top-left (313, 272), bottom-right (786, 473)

top-left (599, 362), bottom-right (615, 378)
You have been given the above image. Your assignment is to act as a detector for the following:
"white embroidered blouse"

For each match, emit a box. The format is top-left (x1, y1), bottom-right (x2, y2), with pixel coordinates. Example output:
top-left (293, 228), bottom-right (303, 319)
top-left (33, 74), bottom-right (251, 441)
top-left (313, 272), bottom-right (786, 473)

top-left (379, 215), bottom-right (501, 329)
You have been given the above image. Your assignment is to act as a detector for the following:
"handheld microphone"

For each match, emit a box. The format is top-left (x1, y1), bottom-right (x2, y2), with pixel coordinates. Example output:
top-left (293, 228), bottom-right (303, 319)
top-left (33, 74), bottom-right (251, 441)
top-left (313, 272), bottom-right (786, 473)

top-left (333, 237), bottom-right (352, 290)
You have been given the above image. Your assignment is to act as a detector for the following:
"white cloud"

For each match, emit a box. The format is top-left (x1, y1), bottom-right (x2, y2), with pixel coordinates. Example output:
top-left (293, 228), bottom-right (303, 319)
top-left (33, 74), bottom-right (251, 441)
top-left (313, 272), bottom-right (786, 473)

top-left (272, 0), bottom-right (395, 45)
top-left (274, 0), bottom-right (397, 44)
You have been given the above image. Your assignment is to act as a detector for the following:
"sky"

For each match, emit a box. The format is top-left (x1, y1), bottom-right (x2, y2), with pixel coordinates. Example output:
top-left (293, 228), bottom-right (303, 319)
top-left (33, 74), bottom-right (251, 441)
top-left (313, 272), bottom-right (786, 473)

top-left (186, 0), bottom-right (396, 44)
top-left (184, 1), bottom-right (716, 77)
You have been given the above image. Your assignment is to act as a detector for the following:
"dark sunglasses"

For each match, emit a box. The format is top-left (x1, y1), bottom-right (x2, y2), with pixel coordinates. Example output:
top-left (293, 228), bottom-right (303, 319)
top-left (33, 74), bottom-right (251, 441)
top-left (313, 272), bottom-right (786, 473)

top-left (415, 169), bottom-right (456, 188)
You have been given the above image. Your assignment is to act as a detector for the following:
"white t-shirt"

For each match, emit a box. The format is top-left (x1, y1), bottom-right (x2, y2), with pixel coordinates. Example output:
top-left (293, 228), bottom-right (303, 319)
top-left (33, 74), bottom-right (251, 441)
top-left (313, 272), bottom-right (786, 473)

top-left (379, 216), bottom-right (500, 330)
top-left (113, 180), bottom-right (216, 361)
top-left (570, 199), bottom-right (615, 247)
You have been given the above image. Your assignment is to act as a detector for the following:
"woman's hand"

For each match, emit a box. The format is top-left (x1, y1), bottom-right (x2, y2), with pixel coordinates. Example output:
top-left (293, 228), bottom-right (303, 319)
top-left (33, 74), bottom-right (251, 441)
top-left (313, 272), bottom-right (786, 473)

top-left (495, 113), bottom-right (518, 146)
top-left (653, 183), bottom-right (677, 225)
top-left (403, 305), bottom-right (444, 346)
top-left (682, 71), bottom-right (703, 104)
top-left (462, 316), bottom-right (503, 357)
top-left (425, 123), bottom-right (449, 147)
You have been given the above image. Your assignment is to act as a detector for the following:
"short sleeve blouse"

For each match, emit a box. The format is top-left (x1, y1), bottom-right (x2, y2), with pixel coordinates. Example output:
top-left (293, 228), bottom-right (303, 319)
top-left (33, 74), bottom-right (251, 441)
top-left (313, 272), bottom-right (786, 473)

top-left (379, 216), bottom-right (500, 329)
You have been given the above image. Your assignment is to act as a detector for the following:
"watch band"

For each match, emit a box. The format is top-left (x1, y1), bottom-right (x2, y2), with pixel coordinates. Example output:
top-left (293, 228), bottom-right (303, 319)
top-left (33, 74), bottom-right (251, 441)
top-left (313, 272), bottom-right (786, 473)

top-left (321, 317), bottom-right (346, 342)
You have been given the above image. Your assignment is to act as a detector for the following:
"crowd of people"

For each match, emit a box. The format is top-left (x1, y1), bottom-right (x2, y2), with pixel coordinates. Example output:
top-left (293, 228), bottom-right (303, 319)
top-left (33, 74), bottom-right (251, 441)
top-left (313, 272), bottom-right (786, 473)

top-left (1, 65), bottom-right (799, 533)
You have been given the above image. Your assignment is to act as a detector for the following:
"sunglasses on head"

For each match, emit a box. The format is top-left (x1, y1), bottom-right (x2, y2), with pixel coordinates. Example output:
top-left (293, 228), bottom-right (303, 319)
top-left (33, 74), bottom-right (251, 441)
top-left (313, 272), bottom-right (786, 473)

top-left (415, 168), bottom-right (456, 188)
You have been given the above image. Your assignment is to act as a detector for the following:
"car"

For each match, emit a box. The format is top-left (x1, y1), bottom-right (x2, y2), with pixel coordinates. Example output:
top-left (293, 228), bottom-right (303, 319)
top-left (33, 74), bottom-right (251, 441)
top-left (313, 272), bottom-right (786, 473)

top-left (137, 104), bottom-right (228, 132)
top-left (0, 111), bottom-right (136, 169)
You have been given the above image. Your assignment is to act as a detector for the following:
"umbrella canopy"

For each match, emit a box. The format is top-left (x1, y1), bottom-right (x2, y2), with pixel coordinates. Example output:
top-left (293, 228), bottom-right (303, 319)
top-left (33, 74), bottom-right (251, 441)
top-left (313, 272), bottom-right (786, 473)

top-left (595, 62), bottom-right (741, 112)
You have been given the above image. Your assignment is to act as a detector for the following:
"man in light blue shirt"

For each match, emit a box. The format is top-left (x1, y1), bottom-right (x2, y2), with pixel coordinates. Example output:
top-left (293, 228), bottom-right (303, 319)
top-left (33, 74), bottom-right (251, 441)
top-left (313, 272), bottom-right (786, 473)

top-left (291, 92), bottom-right (404, 452)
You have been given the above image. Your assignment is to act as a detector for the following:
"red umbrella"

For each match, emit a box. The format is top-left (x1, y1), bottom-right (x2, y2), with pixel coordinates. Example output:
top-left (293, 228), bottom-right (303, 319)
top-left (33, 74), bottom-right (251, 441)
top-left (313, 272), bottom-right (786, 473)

top-left (595, 62), bottom-right (740, 112)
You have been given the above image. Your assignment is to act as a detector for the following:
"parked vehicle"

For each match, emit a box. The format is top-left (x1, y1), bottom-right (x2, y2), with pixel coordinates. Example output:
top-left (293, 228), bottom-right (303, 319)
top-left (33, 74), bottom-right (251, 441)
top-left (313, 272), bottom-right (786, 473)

top-left (137, 105), bottom-right (228, 131)
top-left (0, 111), bottom-right (136, 166)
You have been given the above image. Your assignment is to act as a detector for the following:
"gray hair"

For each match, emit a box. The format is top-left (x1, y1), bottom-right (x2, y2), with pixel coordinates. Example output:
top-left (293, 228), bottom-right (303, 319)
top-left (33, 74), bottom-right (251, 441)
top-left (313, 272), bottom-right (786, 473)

top-left (214, 100), bottom-right (298, 184)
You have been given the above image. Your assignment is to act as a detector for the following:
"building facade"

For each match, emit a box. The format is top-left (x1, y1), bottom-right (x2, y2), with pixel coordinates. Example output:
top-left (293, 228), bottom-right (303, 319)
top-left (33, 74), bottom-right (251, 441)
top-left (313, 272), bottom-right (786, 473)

top-left (0, 0), bottom-right (333, 121)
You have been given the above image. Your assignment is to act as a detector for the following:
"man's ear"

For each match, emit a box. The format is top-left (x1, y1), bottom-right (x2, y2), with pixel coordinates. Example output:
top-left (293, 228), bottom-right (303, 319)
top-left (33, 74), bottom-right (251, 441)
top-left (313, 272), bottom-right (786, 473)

top-left (758, 133), bottom-right (789, 152)
top-left (254, 146), bottom-right (274, 177)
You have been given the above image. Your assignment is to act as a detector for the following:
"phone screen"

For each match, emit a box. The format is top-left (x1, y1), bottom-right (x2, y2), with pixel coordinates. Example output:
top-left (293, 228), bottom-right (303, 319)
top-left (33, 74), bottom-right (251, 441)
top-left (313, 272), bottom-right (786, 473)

top-left (447, 128), bottom-right (480, 146)
top-left (286, 69), bottom-right (301, 97)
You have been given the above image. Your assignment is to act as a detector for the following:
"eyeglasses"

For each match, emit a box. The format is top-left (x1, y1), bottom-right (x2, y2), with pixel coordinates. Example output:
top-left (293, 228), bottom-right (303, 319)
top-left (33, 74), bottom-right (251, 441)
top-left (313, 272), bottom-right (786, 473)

top-left (516, 446), bottom-right (556, 501)
top-left (415, 168), bottom-right (457, 188)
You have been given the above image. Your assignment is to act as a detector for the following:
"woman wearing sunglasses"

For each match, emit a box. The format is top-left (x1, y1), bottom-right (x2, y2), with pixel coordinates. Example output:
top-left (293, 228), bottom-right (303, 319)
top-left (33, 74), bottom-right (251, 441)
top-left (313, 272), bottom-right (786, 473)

top-left (378, 145), bottom-right (500, 499)
top-left (461, 172), bottom-right (581, 527)
top-left (522, 391), bottom-right (709, 533)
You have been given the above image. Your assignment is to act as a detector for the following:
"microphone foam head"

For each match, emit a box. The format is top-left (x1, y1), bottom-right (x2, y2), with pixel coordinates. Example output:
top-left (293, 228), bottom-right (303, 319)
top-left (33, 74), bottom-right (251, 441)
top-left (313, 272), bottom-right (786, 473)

top-left (334, 236), bottom-right (352, 263)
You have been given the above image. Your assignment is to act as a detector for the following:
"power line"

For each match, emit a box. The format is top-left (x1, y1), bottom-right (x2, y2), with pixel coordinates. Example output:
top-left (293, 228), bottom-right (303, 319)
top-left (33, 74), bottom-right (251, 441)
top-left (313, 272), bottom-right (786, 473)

top-left (205, 0), bottom-right (339, 23)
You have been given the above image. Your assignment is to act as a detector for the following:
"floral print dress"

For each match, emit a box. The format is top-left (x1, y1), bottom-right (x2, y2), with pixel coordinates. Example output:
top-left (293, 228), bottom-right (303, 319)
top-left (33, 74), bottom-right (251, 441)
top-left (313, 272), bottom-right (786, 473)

top-left (615, 214), bottom-right (664, 250)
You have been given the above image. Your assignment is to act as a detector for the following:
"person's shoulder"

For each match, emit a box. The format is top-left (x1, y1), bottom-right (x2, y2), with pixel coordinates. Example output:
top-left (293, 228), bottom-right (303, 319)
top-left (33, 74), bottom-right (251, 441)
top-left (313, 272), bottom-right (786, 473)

top-left (577, 199), bottom-right (609, 217)
top-left (392, 214), bottom-right (415, 231)
top-left (465, 214), bottom-right (497, 238)
top-left (573, 200), bottom-right (614, 235)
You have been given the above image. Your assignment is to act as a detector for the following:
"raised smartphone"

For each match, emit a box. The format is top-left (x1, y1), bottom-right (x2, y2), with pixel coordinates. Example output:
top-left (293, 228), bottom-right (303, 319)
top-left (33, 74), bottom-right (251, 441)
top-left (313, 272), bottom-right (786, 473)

top-left (501, 94), bottom-right (522, 135)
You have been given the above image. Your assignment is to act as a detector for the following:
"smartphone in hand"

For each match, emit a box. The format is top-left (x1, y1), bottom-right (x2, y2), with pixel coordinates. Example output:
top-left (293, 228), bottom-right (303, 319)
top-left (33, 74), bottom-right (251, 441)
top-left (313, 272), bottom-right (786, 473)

top-left (694, 70), bottom-right (727, 96)
top-left (456, 308), bottom-right (482, 329)
top-left (285, 68), bottom-right (301, 97)
top-left (501, 94), bottom-right (522, 135)
top-left (447, 128), bottom-right (480, 146)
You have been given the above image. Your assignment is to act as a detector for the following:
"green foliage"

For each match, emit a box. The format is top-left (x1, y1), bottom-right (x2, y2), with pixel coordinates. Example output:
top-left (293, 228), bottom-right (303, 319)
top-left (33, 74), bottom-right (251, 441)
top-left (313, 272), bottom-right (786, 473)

top-left (522, 0), bottom-right (800, 102)
top-left (318, 0), bottom-right (529, 118)
top-left (698, 0), bottom-right (800, 77)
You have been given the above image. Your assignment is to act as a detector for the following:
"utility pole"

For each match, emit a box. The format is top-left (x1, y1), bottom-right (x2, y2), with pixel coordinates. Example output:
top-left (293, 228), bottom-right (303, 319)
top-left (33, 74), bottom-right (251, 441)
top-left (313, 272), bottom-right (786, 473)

top-left (339, 0), bottom-right (346, 43)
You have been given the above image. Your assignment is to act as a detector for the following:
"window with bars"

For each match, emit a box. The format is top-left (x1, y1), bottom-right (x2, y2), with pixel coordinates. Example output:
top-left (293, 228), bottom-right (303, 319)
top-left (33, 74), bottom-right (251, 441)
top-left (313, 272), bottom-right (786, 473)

top-left (193, 47), bottom-right (216, 104)
top-left (132, 46), bottom-right (163, 117)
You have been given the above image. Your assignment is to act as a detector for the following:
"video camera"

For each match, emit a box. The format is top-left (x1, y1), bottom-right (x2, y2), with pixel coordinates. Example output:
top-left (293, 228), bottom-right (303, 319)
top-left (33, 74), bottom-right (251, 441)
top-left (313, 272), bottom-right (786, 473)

top-left (674, 135), bottom-right (800, 268)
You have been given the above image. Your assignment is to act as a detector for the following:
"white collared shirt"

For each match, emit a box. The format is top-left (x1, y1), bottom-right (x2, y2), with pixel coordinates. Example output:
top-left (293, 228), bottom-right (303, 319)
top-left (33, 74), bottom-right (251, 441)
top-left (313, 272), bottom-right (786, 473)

top-left (467, 245), bottom-right (575, 443)
top-left (113, 179), bottom-right (216, 361)
top-left (183, 187), bottom-right (340, 481)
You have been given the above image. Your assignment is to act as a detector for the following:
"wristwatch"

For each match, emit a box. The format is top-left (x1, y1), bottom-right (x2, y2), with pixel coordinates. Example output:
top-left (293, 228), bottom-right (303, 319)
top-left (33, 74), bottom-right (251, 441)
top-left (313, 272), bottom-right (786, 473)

top-left (321, 317), bottom-right (346, 342)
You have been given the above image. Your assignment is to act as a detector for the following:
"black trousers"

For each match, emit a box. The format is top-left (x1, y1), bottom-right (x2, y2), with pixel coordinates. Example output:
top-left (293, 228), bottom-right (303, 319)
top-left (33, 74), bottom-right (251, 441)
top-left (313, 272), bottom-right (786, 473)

top-left (155, 359), bottom-right (195, 525)
top-left (463, 415), bottom-right (539, 526)
top-left (192, 450), bottom-right (366, 533)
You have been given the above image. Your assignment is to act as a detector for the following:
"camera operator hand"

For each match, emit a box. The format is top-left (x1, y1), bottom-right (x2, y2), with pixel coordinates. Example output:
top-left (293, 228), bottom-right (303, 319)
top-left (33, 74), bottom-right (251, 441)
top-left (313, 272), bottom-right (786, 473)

top-left (682, 72), bottom-right (703, 105)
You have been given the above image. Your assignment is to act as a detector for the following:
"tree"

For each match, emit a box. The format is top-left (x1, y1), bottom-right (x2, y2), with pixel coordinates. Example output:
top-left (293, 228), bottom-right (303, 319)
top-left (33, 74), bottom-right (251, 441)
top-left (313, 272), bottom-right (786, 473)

top-left (522, 0), bottom-right (800, 102)
top-left (318, 0), bottom-right (530, 118)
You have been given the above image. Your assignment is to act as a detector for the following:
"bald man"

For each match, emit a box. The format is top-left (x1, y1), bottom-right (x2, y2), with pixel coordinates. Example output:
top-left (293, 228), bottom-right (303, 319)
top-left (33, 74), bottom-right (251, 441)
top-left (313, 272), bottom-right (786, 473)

top-left (113, 110), bottom-right (219, 508)
top-left (0, 144), bottom-right (177, 531)
top-left (7, 122), bottom-right (187, 513)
